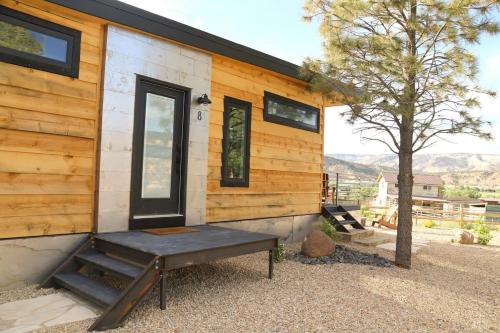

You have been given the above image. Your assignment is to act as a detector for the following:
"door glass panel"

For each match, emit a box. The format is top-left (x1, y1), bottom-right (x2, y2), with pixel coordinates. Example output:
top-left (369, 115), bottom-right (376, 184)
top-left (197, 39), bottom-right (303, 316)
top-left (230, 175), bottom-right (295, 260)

top-left (141, 93), bottom-right (175, 198)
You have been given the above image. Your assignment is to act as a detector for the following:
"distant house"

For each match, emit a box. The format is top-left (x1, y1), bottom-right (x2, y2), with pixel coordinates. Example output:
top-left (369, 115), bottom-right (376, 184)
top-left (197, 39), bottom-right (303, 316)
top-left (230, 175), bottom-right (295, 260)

top-left (376, 172), bottom-right (445, 207)
top-left (480, 198), bottom-right (500, 223)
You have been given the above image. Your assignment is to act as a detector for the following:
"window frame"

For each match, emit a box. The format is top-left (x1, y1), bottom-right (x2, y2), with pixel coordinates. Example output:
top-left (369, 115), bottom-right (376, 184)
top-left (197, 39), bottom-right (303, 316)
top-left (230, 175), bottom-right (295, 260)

top-left (263, 91), bottom-right (320, 132)
top-left (221, 96), bottom-right (252, 187)
top-left (0, 5), bottom-right (81, 78)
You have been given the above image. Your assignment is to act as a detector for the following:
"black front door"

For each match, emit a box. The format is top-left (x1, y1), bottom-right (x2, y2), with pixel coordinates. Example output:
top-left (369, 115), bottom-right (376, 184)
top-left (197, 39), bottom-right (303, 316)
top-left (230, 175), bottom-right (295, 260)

top-left (130, 76), bottom-right (189, 229)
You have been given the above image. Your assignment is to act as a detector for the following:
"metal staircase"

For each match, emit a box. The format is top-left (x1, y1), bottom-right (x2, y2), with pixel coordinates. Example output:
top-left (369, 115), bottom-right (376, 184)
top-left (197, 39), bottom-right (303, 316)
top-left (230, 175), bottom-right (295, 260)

top-left (321, 204), bottom-right (365, 233)
top-left (41, 236), bottom-right (161, 331)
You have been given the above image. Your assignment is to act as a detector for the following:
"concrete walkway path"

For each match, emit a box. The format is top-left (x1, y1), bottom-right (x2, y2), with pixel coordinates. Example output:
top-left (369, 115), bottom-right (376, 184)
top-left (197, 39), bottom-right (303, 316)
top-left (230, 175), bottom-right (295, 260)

top-left (376, 238), bottom-right (429, 253)
top-left (0, 292), bottom-right (98, 333)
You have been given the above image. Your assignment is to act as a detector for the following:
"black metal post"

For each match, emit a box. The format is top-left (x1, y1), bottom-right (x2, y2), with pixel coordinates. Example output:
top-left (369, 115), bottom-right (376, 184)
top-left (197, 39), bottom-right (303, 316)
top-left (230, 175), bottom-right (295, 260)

top-left (268, 250), bottom-right (274, 279)
top-left (160, 273), bottom-right (167, 310)
top-left (335, 173), bottom-right (339, 206)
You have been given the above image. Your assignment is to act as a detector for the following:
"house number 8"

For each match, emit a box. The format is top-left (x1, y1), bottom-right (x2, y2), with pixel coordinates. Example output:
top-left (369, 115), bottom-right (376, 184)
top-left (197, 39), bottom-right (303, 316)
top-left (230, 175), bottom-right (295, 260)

top-left (197, 111), bottom-right (202, 121)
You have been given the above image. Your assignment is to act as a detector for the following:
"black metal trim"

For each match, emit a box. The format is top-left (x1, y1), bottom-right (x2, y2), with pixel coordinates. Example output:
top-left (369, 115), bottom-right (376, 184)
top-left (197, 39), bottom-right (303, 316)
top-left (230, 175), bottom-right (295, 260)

top-left (162, 239), bottom-right (278, 270)
top-left (129, 75), bottom-right (191, 230)
top-left (263, 91), bottom-right (320, 133)
top-left (129, 215), bottom-right (185, 230)
top-left (47, 0), bottom-right (302, 80)
top-left (0, 5), bottom-right (81, 78)
top-left (221, 96), bottom-right (252, 188)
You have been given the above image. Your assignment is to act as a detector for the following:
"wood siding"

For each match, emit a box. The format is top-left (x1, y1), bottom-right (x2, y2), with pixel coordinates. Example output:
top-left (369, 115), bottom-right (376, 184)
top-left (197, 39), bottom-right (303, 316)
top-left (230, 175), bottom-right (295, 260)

top-left (0, 0), bottom-right (329, 237)
top-left (207, 55), bottom-right (325, 222)
top-left (0, 0), bottom-right (104, 238)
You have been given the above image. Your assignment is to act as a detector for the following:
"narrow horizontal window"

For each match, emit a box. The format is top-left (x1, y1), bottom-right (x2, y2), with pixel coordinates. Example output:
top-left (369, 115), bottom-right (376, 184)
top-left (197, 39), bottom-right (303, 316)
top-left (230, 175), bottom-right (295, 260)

top-left (0, 5), bottom-right (81, 77)
top-left (221, 96), bottom-right (252, 187)
top-left (264, 91), bottom-right (320, 132)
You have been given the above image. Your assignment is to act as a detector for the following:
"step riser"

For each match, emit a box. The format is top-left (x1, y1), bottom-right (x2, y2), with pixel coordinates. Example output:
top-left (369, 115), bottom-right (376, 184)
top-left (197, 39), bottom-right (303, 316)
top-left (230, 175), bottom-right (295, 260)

top-left (337, 230), bottom-right (374, 242)
top-left (55, 279), bottom-right (109, 308)
top-left (76, 257), bottom-right (132, 281)
top-left (53, 273), bottom-right (120, 308)
top-left (354, 238), bottom-right (392, 246)
top-left (95, 239), bottom-right (155, 266)
top-left (76, 251), bottom-right (141, 280)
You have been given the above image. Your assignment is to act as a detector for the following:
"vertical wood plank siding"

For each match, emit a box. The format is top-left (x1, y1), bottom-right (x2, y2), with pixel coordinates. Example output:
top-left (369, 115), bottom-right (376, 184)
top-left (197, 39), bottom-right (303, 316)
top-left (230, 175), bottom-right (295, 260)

top-left (0, 0), bottom-right (104, 238)
top-left (207, 55), bottom-right (325, 222)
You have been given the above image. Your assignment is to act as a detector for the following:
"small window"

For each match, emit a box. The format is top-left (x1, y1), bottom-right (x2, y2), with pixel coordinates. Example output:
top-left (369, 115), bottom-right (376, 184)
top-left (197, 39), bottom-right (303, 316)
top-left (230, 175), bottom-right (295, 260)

top-left (263, 91), bottom-right (320, 132)
top-left (423, 185), bottom-right (431, 190)
top-left (0, 5), bottom-right (81, 77)
top-left (221, 96), bottom-right (251, 187)
top-left (395, 183), bottom-right (398, 188)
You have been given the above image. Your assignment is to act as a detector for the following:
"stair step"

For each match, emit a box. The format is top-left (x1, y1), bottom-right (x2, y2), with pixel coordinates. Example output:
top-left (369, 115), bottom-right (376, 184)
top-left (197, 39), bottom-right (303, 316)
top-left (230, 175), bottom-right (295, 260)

top-left (329, 211), bottom-right (349, 216)
top-left (338, 220), bottom-right (357, 225)
top-left (54, 272), bottom-right (121, 308)
top-left (77, 249), bottom-right (142, 280)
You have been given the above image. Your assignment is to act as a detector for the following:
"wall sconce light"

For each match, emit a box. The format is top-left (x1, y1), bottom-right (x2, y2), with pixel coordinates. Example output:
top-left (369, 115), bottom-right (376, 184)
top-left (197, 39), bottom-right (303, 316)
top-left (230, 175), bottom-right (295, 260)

top-left (197, 94), bottom-right (212, 105)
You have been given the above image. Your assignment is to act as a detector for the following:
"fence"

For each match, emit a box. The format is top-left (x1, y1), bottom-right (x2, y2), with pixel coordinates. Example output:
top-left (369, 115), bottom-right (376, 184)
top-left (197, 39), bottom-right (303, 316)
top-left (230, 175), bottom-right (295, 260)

top-left (322, 172), bottom-right (377, 206)
top-left (366, 205), bottom-right (500, 228)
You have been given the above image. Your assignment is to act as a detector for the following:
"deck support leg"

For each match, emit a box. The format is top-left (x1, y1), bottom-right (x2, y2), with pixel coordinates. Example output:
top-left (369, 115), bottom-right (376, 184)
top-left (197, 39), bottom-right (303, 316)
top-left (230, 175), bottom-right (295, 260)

top-left (160, 273), bottom-right (166, 310)
top-left (268, 250), bottom-right (274, 279)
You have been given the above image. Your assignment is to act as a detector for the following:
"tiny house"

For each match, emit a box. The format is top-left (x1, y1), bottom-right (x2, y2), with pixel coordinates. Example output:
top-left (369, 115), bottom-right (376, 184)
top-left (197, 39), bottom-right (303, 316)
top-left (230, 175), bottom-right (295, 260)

top-left (0, 0), bottom-right (340, 289)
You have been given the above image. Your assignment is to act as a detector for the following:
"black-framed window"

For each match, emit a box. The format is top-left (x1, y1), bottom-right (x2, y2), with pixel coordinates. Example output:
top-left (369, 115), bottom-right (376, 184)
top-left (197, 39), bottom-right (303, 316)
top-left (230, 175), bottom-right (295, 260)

top-left (221, 96), bottom-right (252, 187)
top-left (0, 5), bottom-right (81, 78)
top-left (263, 91), bottom-right (320, 132)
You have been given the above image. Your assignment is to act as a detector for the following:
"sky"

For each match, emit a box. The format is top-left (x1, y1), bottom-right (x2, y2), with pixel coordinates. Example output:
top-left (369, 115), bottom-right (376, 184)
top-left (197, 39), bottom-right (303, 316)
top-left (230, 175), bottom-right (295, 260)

top-left (119, 0), bottom-right (500, 155)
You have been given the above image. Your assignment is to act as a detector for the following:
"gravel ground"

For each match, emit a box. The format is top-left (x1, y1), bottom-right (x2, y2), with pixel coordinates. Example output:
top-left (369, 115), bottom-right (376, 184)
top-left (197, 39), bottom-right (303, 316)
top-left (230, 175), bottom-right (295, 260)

top-left (1, 240), bottom-right (499, 333)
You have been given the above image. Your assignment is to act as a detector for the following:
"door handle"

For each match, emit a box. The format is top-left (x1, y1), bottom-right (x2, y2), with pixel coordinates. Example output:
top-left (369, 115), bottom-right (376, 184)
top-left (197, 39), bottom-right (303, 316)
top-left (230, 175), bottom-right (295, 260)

top-left (175, 144), bottom-right (181, 174)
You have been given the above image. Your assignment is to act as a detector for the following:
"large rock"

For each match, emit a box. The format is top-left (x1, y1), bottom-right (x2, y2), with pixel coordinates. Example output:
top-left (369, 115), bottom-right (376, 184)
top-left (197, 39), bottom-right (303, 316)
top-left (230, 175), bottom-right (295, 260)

top-left (456, 230), bottom-right (474, 244)
top-left (301, 230), bottom-right (335, 257)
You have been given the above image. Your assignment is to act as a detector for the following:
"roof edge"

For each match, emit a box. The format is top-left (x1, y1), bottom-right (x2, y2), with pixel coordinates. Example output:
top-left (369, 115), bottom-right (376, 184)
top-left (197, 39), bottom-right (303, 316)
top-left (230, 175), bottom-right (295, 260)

top-left (47, 0), bottom-right (304, 81)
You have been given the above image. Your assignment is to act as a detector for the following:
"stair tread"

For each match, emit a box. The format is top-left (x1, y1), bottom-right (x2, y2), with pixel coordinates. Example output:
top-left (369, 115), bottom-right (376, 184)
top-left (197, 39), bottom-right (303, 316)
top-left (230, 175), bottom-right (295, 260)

top-left (338, 220), bottom-right (358, 225)
top-left (54, 271), bottom-right (121, 307)
top-left (77, 249), bottom-right (142, 279)
top-left (328, 211), bottom-right (349, 216)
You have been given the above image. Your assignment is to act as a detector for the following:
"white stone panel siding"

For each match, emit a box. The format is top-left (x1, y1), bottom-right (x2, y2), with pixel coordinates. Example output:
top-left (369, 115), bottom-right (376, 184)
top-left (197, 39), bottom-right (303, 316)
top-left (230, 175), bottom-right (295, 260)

top-left (98, 25), bottom-right (211, 232)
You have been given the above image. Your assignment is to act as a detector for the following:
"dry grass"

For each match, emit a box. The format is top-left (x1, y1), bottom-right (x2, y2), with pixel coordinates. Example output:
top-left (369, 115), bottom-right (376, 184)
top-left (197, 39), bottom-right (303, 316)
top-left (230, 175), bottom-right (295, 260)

top-left (7, 238), bottom-right (491, 333)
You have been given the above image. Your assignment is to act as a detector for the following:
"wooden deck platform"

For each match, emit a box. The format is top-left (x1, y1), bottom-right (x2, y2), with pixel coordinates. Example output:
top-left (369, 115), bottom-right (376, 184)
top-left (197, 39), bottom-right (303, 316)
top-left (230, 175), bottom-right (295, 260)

top-left (98, 225), bottom-right (277, 258)
top-left (42, 225), bottom-right (279, 331)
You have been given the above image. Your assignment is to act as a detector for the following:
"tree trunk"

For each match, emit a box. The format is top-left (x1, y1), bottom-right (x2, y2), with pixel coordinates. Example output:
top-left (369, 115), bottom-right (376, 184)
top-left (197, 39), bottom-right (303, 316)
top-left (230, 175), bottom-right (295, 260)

top-left (395, 121), bottom-right (414, 269)
top-left (395, 0), bottom-right (417, 269)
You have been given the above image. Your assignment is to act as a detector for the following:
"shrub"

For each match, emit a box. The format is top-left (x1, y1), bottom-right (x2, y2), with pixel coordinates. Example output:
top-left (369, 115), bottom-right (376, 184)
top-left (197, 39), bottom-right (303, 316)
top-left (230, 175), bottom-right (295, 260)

top-left (320, 219), bottom-right (338, 240)
top-left (463, 223), bottom-right (474, 230)
top-left (273, 241), bottom-right (287, 263)
top-left (474, 219), bottom-right (493, 245)
top-left (423, 220), bottom-right (435, 228)
top-left (361, 205), bottom-right (373, 219)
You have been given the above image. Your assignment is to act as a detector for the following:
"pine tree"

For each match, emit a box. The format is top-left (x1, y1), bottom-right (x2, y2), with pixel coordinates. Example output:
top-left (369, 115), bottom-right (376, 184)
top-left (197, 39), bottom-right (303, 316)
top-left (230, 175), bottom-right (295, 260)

top-left (303, 0), bottom-right (499, 268)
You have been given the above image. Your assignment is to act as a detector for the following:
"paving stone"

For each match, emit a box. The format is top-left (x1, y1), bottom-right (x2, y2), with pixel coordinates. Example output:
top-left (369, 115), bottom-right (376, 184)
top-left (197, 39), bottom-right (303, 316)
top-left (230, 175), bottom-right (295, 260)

top-left (376, 242), bottom-right (426, 253)
top-left (0, 293), bottom-right (99, 333)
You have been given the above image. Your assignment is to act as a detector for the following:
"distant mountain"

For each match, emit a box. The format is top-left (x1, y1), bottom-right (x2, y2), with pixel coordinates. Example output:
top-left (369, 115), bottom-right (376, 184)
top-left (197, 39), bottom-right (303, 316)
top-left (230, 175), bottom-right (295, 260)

top-left (332, 153), bottom-right (500, 173)
top-left (323, 155), bottom-right (389, 183)
top-left (325, 153), bottom-right (500, 188)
